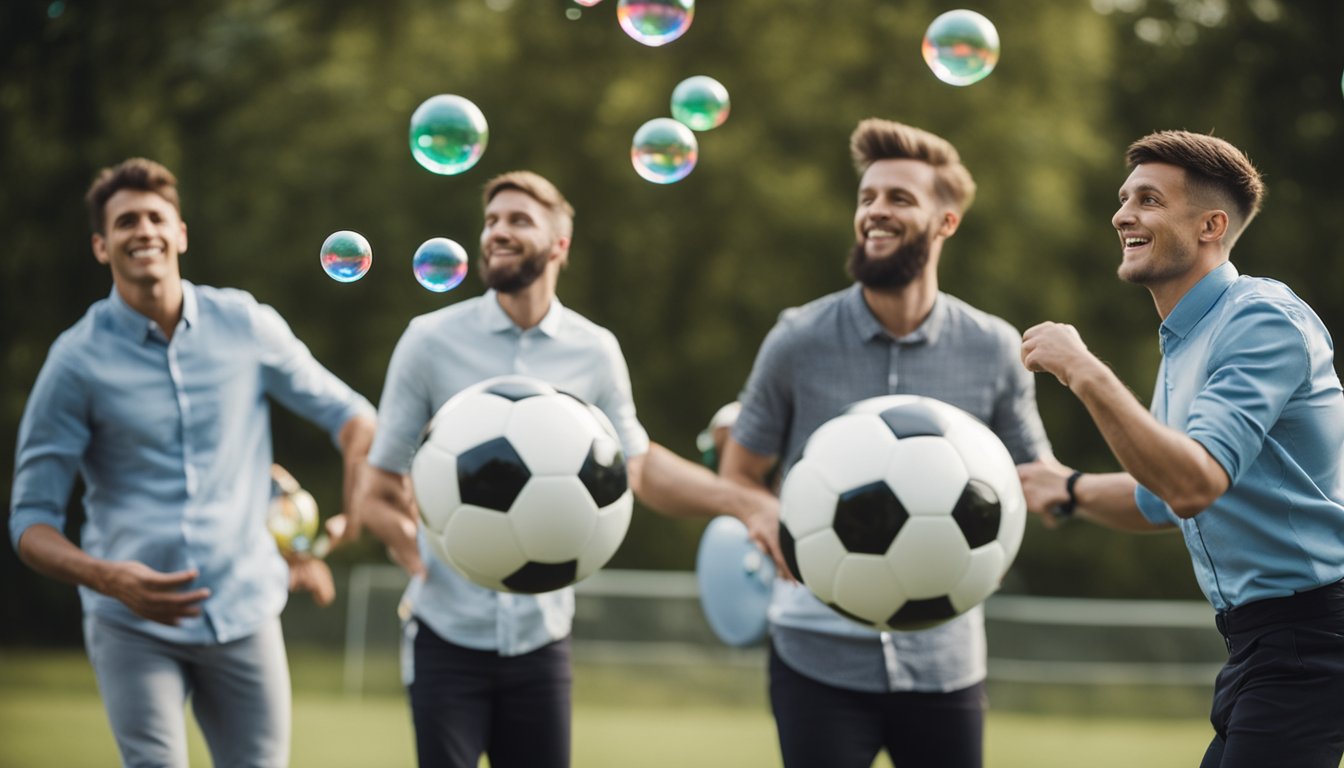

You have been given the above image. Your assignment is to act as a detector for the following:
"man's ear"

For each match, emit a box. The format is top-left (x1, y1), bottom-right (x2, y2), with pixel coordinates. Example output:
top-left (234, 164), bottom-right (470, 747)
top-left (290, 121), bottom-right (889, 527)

top-left (938, 209), bottom-right (961, 239)
top-left (1199, 210), bottom-right (1228, 244)
top-left (92, 233), bottom-right (109, 265)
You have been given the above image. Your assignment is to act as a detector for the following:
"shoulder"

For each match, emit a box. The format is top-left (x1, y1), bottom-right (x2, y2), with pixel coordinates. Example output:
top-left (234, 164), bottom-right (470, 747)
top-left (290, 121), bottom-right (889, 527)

top-left (938, 293), bottom-right (1024, 350)
top-left (769, 286), bottom-right (852, 339)
top-left (403, 296), bottom-right (482, 336)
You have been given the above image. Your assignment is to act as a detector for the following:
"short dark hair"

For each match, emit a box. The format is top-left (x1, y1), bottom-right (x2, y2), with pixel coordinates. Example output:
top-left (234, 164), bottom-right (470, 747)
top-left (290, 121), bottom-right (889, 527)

top-left (850, 118), bottom-right (976, 212)
top-left (85, 158), bottom-right (181, 234)
top-left (1126, 130), bottom-right (1265, 239)
top-left (482, 170), bottom-right (575, 239)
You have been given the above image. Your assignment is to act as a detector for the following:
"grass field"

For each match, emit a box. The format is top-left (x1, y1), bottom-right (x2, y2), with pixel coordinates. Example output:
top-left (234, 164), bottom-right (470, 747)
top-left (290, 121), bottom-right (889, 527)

top-left (0, 647), bottom-right (1221, 767)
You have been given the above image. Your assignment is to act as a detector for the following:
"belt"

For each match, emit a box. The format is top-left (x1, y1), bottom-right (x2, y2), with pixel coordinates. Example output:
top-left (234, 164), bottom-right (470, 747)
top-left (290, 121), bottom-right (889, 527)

top-left (1214, 579), bottom-right (1344, 638)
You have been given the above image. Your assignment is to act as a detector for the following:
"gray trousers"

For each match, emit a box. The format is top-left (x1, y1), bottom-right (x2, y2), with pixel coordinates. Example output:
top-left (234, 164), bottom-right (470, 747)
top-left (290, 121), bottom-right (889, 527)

top-left (84, 614), bottom-right (291, 768)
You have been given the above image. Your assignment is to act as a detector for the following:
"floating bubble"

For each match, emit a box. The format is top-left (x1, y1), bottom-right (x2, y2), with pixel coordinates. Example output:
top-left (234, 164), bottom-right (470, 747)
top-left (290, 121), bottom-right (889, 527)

top-left (617, 0), bottom-right (694, 47)
top-left (574, 0), bottom-right (602, 5)
top-left (413, 238), bottom-right (469, 293)
top-left (631, 117), bottom-right (698, 184)
top-left (922, 9), bottom-right (1001, 86)
top-left (671, 75), bottom-right (730, 131)
top-left (319, 230), bottom-right (372, 283)
top-left (409, 95), bottom-right (489, 175)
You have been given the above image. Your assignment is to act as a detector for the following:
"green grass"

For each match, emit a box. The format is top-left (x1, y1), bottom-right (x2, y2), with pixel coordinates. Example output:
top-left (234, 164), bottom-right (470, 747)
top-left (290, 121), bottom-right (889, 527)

top-left (0, 648), bottom-right (1224, 767)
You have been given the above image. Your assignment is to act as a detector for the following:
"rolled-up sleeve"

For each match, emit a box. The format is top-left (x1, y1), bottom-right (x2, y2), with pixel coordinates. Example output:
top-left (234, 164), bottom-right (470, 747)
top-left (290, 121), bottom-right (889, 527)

top-left (10, 344), bottom-right (89, 550)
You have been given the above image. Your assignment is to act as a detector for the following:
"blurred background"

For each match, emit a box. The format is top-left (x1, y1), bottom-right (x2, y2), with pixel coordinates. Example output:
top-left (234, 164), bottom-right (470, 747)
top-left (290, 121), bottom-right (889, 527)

top-left (2, 1), bottom-right (1343, 762)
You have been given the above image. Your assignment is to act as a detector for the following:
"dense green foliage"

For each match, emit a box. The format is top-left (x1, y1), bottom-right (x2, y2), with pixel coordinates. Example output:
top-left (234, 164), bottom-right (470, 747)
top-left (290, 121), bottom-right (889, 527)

top-left (3, 0), bottom-right (1342, 643)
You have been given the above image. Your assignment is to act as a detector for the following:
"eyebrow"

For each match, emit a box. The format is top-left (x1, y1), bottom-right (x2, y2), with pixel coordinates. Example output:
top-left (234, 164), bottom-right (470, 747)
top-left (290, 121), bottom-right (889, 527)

top-left (1120, 182), bottom-right (1163, 198)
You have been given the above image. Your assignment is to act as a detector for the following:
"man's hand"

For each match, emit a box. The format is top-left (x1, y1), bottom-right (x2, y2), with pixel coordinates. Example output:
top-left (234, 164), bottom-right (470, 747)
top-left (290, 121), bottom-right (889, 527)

top-left (1021, 322), bottom-right (1103, 389)
top-left (1017, 459), bottom-right (1075, 530)
top-left (738, 489), bottom-right (793, 581)
top-left (287, 555), bottom-right (336, 606)
top-left (100, 562), bottom-right (211, 626)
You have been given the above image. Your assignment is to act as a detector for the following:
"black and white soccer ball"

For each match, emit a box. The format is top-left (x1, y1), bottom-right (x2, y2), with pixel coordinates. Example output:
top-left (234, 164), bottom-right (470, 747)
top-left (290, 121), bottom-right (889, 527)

top-left (410, 375), bottom-right (633, 594)
top-left (779, 395), bottom-right (1026, 631)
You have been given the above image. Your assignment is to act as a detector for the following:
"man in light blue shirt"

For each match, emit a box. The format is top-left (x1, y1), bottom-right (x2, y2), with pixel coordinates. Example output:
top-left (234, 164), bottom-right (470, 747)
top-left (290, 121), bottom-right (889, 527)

top-left (9, 158), bottom-right (377, 767)
top-left (722, 119), bottom-right (1052, 768)
top-left (342, 170), bottom-right (774, 768)
top-left (1019, 130), bottom-right (1344, 767)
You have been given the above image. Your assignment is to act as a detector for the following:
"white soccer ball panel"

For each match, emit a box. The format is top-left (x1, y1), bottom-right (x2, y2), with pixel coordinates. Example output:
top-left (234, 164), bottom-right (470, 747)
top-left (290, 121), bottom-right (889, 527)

top-left (886, 518), bottom-right (971, 599)
top-left (779, 461), bottom-right (840, 539)
top-left (996, 487), bottom-right (1028, 566)
top-left (411, 442), bottom-right (462, 533)
top-left (509, 477), bottom-right (599, 562)
top-left (844, 394), bottom-right (926, 416)
top-left (949, 543), bottom-right (1007, 613)
top-left (802, 414), bottom-right (899, 492)
top-left (425, 393), bottom-right (516, 456)
top-left (832, 554), bottom-right (908, 625)
top-left (449, 553), bottom-right (509, 592)
top-left (577, 491), bottom-right (633, 578)
top-left (440, 505), bottom-right (527, 579)
top-left (882, 437), bottom-right (970, 516)
top-left (505, 395), bottom-right (598, 476)
top-left (423, 527), bottom-right (458, 573)
top-left (793, 528), bottom-right (849, 604)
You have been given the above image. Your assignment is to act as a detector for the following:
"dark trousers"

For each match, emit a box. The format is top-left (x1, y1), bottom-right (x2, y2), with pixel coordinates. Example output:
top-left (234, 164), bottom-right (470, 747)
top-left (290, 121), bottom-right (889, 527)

top-left (1200, 581), bottom-right (1344, 768)
top-left (769, 643), bottom-right (985, 768)
top-left (408, 622), bottom-right (572, 768)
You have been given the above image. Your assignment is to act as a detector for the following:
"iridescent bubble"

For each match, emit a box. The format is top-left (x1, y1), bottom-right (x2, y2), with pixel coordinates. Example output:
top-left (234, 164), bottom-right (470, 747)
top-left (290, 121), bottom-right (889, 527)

top-left (671, 75), bottom-right (730, 131)
top-left (409, 94), bottom-right (489, 175)
top-left (922, 9), bottom-right (1001, 87)
top-left (574, 0), bottom-right (602, 6)
top-left (631, 117), bottom-right (698, 184)
top-left (319, 230), bottom-right (372, 283)
top-left (413, 238), bottom-right (469, 293)
top-left (617, 0), bottom-right (694, 47)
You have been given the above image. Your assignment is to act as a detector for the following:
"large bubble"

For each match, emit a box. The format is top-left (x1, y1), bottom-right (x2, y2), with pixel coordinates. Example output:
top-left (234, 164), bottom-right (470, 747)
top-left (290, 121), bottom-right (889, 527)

top-left (631, 117), bottom-right (698, 184)
top-left (413, 237), bottom-right (469, 293)
top-left (617, 0), bottom-right (694, 47)
top-left (671, 75), bottom-right (730, 131)
top-left (319, 230), bottom-right (372, 283)
top-left (409, 95), bottom-right (489, 175)
top-left (922, 9), bottom-right (1001, 87)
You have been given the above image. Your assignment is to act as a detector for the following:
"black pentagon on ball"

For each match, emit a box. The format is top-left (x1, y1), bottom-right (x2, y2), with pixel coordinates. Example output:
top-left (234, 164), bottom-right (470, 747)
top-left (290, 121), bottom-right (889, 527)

top-left (875, 402), bottom-right (950, 439)
top-left (503, 560), bottom-right (578, 593)
top-left (456, 437), bottom-right (531, 512)
top-left (834, 481), bottom-right (909, 555)
top-left (888, 595), bottom-right (958, 630)
top-left (779, 523), bottom-right (802, 584)
top-left (578, 439), bottom-right (628, 508)
top-left (483, 378), bottom-right (554, 401)
top-left (951, 478), bottom-right (1001, 549)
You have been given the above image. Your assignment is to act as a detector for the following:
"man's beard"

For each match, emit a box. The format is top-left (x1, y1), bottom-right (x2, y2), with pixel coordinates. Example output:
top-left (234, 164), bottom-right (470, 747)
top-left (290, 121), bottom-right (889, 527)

top-left (479, 248), bottom-right (548, 294)
top-left (847, 227), bottom-right (933, 289)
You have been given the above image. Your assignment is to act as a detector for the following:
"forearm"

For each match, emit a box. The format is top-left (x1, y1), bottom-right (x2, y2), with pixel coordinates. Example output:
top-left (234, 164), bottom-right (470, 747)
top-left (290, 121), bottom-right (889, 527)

top-left (630, 443), bottom-right (773, 521)
top-left (338, 415), bottom-right (377, 514)
top-left (1069, 364), bottom-right (1226, 517)
top-left (16, 524), bottom-right (111, 593)
top-left (1070, 472), bottom-right (1170, 533)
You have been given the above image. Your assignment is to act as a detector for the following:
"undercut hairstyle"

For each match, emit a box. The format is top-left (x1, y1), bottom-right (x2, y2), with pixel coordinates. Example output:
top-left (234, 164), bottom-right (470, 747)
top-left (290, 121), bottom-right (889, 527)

top-left (1126, 130), bottom-right (1265, 240)
top-left (85, 158), bottom-right (181, 234)
top-left (849, 118), bottom-right (977, 212)
top-left (482, 170), bottom-right (575, 240)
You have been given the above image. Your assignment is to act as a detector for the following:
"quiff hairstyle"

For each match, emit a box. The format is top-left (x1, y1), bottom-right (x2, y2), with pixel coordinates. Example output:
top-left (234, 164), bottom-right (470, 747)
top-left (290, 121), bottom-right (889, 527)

top-left (1126, 130), bottom-right (1265, 242)
top-left (85, 158), bottom-right (181, 234)
top-left (482, 170), bottom-right (575, 240)
top-left (849, 118), bottom-right (977, 213)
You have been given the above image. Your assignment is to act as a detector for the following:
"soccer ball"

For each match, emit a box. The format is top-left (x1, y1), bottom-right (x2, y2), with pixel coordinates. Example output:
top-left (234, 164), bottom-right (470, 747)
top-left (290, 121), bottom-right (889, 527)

top-left (268, 464), bottom-right (321, 556)
top-left (410, 375), bottom-right (633, 594)
top-left (778, 395), bottom-right (1026, 631)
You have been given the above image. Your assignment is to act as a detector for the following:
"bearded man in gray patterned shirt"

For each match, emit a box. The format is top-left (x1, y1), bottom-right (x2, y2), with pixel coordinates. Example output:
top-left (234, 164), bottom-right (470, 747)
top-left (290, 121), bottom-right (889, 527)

top-left (721, 118), bottom-right (1052, 768)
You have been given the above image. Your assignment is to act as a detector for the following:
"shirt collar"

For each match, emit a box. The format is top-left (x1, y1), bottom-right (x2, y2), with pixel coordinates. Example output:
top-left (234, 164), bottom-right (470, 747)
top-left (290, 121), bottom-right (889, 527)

top-left (1162, 261), bottom-right (1237, 341)
top-left (843, 282), bottom-right (946, 345)
top-left (106, 280), bottom-right (197, 341)
top-left (480, 289), bottom-right (564, 337)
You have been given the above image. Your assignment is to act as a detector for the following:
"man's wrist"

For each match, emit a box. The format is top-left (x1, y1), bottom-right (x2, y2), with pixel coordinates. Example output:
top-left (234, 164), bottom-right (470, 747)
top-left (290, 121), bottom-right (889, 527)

top-left (1055, 470), bottom-right (1084, 518)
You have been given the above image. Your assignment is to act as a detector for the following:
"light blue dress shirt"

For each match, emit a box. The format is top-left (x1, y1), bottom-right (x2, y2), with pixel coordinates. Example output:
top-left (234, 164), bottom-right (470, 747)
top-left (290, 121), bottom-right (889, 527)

top-left (9, 282), bottom-right (374, 643)
top-left (366, 291), bottom-right (650, 657)
top-left (734, 285), bottom-right (1051, 693)
top-left (1135, 262), bottom-right (1344, 612)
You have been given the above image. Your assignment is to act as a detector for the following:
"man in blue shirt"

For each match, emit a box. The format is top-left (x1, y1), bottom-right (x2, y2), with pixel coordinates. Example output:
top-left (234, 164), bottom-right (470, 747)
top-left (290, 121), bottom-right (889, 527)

top-left (9, 158), bottom-right (377, 767)
top-left (1018, 130), bottom-right (1344, 767)
top-left (722, 118), bottom-right (1052, 768)
top-left (339, 170), bottom-right (774, 768)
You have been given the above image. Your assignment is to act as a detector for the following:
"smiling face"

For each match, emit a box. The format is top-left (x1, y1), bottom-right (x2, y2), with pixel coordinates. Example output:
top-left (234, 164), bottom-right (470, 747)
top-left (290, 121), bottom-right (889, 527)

top-left (478, 189), bottom-right (567, 294)
top-left (91, 189), bottom-right (187, 290)
top-left (849, 158), bottom-right (953, 289)
top-left (1112, 162), bottom-right (1207, 288)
